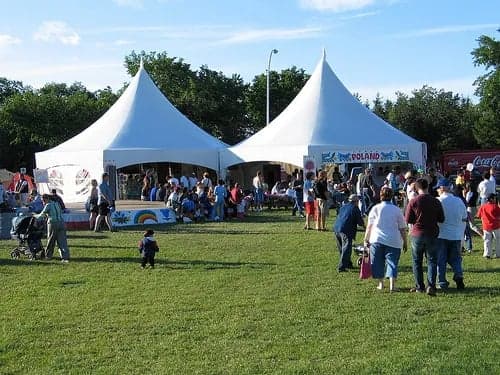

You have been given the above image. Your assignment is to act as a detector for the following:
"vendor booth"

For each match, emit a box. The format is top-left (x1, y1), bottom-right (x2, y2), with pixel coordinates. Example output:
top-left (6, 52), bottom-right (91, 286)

top-left (35, 61), bottom-right (227, 203)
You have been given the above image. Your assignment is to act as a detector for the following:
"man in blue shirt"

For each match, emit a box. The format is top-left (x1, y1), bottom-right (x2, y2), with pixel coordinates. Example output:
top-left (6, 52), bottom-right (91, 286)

top-left (333, 194), bottom-right (365, 272)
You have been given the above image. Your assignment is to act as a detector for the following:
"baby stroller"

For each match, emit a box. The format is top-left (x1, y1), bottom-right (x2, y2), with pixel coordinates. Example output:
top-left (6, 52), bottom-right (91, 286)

top-left (10, 215), bottom-right (45, 260)
top-left (353, 244), bottom-right (370, 267)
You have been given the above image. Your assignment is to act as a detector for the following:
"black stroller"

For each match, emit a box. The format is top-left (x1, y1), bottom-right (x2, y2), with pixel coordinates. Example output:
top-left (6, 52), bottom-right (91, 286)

top-left (10, 215), bottom-right (45, 260)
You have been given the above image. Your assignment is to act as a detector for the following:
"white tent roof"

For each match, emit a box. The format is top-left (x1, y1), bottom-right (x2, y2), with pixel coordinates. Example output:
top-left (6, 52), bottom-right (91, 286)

top-left (36, 61), bottom-right (227, 173)
top-left (221, 51), bottom-right (425, 169)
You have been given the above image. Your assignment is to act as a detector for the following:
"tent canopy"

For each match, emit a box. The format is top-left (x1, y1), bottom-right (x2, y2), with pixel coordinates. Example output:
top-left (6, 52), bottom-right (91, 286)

top-left (36, 60), bottom-right (227, 173)
top-left (221, 51), bottom-right (425, 170)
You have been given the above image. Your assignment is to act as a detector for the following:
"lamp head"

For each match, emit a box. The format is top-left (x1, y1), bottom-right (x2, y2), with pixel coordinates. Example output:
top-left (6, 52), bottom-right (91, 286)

top-left (272, 49), bottom-right (278, 54)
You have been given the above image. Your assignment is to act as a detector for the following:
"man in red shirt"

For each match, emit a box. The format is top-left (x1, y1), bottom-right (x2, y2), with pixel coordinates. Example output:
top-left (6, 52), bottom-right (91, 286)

top-left (405, 178), bottom-right (445, 296)
top-left (477, 193), bottom-right (500, 259)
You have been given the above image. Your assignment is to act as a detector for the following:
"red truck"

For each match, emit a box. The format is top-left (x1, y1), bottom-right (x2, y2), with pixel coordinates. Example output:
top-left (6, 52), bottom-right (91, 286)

top-left (441, 149), bottom-right (499, 181)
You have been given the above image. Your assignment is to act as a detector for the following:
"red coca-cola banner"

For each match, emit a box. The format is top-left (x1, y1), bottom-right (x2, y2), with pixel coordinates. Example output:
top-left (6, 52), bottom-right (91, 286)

top-left (442, 150), bottom-right (499, 174)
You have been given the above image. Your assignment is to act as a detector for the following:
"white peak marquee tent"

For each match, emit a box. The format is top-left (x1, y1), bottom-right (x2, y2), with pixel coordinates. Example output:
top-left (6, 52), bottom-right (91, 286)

top-left (35, 61), bottom-right (227, 202)
top-left (220, 51), bottom-right (426, 171)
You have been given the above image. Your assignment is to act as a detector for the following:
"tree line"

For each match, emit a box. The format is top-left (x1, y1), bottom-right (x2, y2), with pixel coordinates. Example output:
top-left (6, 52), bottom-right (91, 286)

top-left (0, 31), bottom-right (498, 173)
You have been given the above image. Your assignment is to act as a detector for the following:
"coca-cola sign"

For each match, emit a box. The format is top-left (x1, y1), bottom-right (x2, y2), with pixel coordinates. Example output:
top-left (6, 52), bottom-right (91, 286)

top-left (473, 155), bottom-right (499, 169)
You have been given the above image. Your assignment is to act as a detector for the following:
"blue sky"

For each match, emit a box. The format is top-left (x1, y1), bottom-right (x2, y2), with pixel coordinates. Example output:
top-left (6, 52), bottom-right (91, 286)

top-left (0, 0), bottom-right (498, 102)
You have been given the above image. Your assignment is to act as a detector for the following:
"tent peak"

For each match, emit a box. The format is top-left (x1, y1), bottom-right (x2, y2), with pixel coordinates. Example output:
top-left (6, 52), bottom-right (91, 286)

top-left (139, 57), bottom-right (144, 70)
top-left (321, 48), bottom-right (326, 61)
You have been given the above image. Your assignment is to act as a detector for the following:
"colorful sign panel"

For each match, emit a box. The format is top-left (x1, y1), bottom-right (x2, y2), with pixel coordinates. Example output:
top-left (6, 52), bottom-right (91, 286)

top-left (321, 150), bottom-right (410, 164)
top-left (111, 208), bottom-right (176, 227)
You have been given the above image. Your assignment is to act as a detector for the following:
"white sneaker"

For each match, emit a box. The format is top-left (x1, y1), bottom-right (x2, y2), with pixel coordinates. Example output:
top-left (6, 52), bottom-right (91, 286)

top-left (61, 259), bottom-right (69, 263)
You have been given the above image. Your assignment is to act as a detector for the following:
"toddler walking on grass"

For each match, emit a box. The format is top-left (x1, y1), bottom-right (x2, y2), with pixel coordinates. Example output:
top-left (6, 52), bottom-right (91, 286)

top-left (138, 229), bottom-right (159, 268)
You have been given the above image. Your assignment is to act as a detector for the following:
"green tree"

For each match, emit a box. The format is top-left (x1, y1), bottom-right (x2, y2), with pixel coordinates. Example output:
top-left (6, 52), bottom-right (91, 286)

top-left (386, 86), bottom-right (478, 160)
top-left (471, 29), bottom-right (500, 148)
top-left (0, 82), bottom-right (117, 172)
top-left (0, 78), bottom-right (28, 106)
top-left (124, 50), bottom-right (196, 115)
top-left (245, 66), bottom-right (309, 134)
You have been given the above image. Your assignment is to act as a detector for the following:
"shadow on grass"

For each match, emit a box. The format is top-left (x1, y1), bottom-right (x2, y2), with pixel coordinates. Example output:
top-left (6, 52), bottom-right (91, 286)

top-left (439, 286), bottom-right (500, 296)
top-left (74, 244), bottom-right (133, 249)
top-left (467, 267), bottom-right (500, 274)
top-left (0, 257), bottom-right (276, 270)
top-left (68, 234), bottom-right (108, 239)
top-left (70, 257), bottom-right (276, 269)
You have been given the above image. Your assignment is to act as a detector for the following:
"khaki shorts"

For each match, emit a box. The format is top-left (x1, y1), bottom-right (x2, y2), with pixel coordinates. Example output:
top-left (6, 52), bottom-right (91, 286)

top-left (316, 198), bottom-right (329, 217)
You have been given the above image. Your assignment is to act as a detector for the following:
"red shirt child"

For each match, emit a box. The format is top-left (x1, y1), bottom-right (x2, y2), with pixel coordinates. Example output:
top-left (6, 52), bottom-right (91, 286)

top-left (476, 195), bottom-right (500, 231)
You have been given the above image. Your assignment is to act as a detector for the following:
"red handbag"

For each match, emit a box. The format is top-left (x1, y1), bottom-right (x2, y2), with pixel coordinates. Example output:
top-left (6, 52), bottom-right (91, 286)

top-left (359, 250), bottom-right (372, 279)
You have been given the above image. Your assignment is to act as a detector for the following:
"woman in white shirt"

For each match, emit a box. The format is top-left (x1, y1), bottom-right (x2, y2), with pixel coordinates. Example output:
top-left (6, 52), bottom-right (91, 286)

top-left (364, 187), bottom-right (407, 291)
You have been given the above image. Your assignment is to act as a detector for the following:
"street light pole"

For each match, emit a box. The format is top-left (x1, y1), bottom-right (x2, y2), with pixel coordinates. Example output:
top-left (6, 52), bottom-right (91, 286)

top-left (266, 48), bottom-right (278, 126)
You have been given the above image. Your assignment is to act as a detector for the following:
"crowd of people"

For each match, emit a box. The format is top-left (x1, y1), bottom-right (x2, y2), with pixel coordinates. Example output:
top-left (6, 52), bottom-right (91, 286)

top-left (332, 165), bottom-right (499, 295)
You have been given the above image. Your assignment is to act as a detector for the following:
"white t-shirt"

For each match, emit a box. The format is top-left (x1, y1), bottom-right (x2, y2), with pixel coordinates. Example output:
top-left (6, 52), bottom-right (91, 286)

top-left (437, 192), bottom-right (467, 241)
top-left (253, 176), bottom-right (263, 189)
top-left (368, 201), bottom-right (406, 249)
top-left (478, 179), bottom-right (495, 199)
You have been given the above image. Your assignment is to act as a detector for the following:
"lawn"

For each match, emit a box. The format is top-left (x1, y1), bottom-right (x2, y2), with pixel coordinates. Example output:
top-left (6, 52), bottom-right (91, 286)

top-left (0, 210), bottom-right (499, 375)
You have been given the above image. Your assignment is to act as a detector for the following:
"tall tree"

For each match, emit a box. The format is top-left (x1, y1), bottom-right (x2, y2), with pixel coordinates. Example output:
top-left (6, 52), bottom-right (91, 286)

top-left (0, 82), bottom-right (117, 172)
top-left (245, 66), bottom-right (309, 135)
top-left (0, 78), bottom-right (28, 106)
top-left (471, 29), bottom-right (500, 148)
top-left (386, 86), bottom-right (478, 160)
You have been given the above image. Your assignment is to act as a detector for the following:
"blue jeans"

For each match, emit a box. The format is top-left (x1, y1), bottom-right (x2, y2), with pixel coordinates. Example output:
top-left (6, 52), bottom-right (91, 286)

top-left (292, 197), bottom-right (304, 215)
top-left (411, 235), bottom-right (439, 290)
top-left (254, 188), bottom-right (264, 204)
top-left (370, 243), bottom-right (401, 279)
top-left (437, 239), bottom-right (463, 288)
top-left (335, 232), bottom-right (353, 270)
top-left (463, 224), bottom-right (472, 251)
top-left (214, 200), bottom-right (224, 220)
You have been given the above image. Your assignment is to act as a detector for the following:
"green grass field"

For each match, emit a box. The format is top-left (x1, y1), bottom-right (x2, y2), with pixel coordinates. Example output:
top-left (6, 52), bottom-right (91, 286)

top-left (1, 210), bottom-right (499, 374)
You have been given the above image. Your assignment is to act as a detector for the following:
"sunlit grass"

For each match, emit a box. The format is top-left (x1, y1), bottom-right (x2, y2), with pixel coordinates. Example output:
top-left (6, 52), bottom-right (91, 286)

top-left (1, 210), bottom-right (499, 374)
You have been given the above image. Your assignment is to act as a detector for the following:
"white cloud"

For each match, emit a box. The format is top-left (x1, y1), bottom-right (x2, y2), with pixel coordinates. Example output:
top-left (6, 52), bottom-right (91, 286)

top-left (112, 0), bottom-right (144, 8)
top-left (392, 23), bottom-right (499, 38)
top-left (217, 27), bottom-right (325, 45)
top-left (34, 21), bottom-right (80, 45)
top-left (300, 0), bottom-right (375, 12)
top-left (0, 34), bottom-right (21, 47)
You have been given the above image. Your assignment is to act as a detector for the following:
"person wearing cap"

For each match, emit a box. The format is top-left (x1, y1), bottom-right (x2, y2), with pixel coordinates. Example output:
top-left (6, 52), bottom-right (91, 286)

top-left (405, 178), bottom-right (445, 296)
top-left (435, 178), bottom-right (468, 290)
top-left (333, 193), bottom-right (365, 272)
top-left (363, 187), bottom-right (407, 291)
top-left (476, 193), bottom-right (500, 259)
